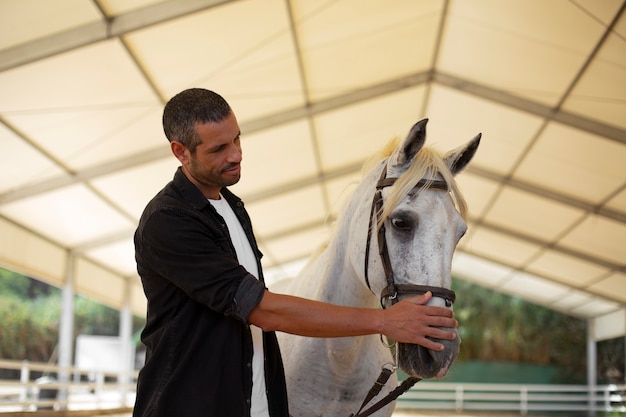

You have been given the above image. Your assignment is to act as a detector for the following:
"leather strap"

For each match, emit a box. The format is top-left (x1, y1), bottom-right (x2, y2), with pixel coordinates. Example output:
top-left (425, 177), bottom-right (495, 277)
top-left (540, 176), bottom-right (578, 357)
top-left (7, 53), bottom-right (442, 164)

top-left (381, 284), bottom-right (456, 307)
top-left (349, 376), bottom-right (421, 417)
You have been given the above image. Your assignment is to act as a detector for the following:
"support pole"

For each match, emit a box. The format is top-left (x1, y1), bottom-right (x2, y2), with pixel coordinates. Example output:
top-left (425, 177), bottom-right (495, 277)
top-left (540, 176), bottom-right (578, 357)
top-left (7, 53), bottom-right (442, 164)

top-left (119, 278), bottom-right (133, 407)
top-left (57, 251), bottom-right (75, 410)
top-left (587, 319), bottom-right (597, 417)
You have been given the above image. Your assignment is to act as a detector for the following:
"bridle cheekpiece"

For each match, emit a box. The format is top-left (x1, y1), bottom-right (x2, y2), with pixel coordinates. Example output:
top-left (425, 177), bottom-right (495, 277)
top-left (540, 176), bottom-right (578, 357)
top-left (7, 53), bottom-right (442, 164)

top-left (363, 162), bottom-right (457, 309)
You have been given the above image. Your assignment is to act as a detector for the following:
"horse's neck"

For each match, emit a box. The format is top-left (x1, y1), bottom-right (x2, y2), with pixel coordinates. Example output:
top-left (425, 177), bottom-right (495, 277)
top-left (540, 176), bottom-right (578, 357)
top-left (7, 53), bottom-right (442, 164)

top-left (282, 169), bottom-right (395, 392)
top-left (293, 172), bottom-right (381, 308)
top-left (293, 238), bottom-right (376, 309)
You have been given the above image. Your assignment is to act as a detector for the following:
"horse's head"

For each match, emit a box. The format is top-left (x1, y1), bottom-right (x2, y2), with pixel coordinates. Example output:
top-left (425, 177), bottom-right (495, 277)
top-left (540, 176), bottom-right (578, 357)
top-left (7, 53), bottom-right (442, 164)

top-left (366, 118), bottom-right (480, 379)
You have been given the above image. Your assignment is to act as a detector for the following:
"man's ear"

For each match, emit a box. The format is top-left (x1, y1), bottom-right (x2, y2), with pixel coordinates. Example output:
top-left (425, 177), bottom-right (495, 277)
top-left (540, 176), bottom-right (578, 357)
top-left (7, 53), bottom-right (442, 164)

top-left (171, 141), bottom-right (189, 165)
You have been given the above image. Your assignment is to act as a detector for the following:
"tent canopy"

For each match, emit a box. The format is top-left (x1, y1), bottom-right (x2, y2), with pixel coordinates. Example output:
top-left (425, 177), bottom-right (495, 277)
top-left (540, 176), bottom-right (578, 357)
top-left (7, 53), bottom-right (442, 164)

top-left (0, 0), bottom-right (624, 340)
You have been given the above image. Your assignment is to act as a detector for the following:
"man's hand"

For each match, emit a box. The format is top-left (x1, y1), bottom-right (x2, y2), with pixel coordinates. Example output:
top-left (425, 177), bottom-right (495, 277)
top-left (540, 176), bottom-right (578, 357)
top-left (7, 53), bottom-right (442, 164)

top-left (381, 291), bottom-right (457, 351)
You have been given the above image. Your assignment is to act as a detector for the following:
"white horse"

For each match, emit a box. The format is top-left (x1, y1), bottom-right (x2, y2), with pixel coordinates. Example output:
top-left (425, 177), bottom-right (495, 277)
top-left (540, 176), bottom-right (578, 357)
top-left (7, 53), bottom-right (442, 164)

top-left (274, 119), bottom-right (480, 417)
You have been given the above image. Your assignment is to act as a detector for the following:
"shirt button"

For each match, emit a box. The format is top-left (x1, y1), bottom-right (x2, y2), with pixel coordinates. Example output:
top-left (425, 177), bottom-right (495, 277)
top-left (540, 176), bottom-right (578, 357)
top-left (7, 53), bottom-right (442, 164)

top-left (247, 362), bottom-right (252, 368)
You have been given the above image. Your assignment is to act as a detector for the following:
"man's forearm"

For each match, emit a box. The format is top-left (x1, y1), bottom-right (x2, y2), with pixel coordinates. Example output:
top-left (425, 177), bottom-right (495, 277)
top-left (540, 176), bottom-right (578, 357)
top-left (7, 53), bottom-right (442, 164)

top-left (247, 290), bottom-right (457, 350)
top-left (248, 290), bottom-right (384, 337)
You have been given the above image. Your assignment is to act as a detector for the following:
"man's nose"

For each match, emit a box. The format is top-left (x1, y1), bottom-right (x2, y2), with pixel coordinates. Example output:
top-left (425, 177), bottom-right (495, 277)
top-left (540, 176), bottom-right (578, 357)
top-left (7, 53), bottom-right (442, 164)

top-left (228, 144), bottom-right (242, 162)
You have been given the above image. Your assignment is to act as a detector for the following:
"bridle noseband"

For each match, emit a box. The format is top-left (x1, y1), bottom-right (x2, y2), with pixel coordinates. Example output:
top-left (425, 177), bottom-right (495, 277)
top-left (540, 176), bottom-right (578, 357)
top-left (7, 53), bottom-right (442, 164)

top-left (363, 162), bottom-right (456, 308)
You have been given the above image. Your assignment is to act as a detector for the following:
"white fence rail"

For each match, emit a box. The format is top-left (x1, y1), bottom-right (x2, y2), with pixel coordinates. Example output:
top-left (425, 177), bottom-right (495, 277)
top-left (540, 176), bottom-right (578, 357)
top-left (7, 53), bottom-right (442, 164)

top-left (0, 359), bottom-right (136, 412)
top-left (398, 382), bottom-right (626, 415)
top-left (1, 359), bottom-right (625, 415)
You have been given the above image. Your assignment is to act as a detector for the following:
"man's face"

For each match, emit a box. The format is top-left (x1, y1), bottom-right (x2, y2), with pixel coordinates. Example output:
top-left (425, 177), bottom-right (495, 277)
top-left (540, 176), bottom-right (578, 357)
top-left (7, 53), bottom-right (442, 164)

top-left (177, 111), bottom-right (242, 199)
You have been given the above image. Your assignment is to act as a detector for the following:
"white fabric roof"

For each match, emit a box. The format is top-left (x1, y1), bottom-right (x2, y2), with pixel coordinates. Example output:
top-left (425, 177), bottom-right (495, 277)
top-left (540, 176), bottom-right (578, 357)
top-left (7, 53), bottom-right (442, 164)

top-left (0, 0), bottom-right (624, 337)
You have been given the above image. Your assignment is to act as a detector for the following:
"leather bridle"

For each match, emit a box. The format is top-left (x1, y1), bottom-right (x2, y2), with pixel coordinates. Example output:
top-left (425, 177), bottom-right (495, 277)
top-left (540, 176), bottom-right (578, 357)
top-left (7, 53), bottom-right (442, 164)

top-left (350, 162), bottom-right (460, 417)
top-left (363, 162), bottom-right (457, 309)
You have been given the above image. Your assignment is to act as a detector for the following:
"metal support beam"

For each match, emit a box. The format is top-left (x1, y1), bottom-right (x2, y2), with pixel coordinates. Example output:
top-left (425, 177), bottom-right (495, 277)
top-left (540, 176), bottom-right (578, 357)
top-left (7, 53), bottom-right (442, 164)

top-left (587, 319), bottom-right (597, 417)
top-left (119, 280), bottom-right (133, 407)
top-left (57, 251), bottom-right (75, 410)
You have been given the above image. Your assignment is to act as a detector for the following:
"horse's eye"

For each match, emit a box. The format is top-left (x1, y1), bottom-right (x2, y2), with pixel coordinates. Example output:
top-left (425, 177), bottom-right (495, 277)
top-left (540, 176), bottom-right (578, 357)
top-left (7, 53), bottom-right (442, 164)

top-left (391, 217), bottom-right (411, 231)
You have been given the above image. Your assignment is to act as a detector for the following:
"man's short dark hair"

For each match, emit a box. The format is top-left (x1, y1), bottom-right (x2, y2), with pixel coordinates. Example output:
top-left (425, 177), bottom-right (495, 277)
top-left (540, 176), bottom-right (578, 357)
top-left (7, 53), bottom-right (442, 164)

top-left (162, 88), bottom-right (232, 153)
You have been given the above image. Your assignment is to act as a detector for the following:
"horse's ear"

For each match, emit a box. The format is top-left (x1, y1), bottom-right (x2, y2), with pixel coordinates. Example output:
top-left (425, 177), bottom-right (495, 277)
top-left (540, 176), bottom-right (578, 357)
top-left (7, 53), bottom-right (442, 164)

top-left (391, 118), bottom-right (428, 168)
top-left (444, 133), bottom-right (481, 175)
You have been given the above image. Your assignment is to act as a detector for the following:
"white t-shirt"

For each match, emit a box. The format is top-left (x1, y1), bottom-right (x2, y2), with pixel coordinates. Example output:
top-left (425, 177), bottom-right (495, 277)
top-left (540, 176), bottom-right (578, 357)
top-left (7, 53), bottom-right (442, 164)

top-left (209, 196), bottom-right (269, 417)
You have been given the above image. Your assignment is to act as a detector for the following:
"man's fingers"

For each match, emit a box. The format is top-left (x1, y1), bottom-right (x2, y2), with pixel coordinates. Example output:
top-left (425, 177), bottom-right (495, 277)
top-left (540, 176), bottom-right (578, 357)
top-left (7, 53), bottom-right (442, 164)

top-left (427, 326), bottom-right (457, 341)
top-left (406, 291), bottom-right (433, 305)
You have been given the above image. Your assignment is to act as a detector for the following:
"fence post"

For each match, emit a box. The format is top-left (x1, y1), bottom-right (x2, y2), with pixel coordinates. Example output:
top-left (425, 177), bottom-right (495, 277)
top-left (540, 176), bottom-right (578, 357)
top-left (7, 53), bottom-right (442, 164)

top-left (602, 386), bottom-right (610, 412)
top-left (19, 360), bottom-right (30, 408)
top-left (520, 386), bottom-right (528, 415)
top-left (587, 319), bottom-right (597, 417)
top-left (95, 371), bottom-right (104, 407)
top-left (455, 385), bottom-right (464, 412)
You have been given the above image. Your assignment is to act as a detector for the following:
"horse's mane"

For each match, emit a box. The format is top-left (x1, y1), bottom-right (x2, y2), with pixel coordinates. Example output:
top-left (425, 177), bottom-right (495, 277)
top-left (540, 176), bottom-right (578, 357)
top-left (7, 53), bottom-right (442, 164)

top-left (302, 137), bottom-right (468, 266)
top-left (364, 137), bottom-right (468, 229)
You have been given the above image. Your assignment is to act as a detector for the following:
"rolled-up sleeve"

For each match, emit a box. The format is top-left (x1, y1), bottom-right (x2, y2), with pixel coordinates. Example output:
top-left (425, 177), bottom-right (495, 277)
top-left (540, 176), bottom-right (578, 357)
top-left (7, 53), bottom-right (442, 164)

top-left (227, 274), bottom-right (266, 322)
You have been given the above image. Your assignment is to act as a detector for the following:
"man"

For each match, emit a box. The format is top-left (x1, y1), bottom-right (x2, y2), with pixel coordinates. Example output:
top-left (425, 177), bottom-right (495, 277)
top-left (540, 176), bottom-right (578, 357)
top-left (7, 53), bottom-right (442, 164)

top-left (133, 88), bottom-right (457, 417)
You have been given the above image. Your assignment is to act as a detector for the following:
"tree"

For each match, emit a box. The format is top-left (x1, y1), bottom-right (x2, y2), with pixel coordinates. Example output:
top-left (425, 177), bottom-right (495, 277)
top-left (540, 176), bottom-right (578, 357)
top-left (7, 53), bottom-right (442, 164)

top-left (452, 278), bottom-right (588, 383)
top-left (0, 268), bottom-right (142, 364)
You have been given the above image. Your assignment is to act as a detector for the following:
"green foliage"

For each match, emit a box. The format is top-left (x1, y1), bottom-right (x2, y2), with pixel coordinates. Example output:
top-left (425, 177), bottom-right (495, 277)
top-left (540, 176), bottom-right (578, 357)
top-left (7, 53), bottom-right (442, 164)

top-left (598, 337), bottom-right (625, 384)
top-left (0, 293), bottom-right (58, 361)
top-left (452, 278), bottom-right (588, 383)
top-left (74, 295), bottom-right (120, 336)
top-left (0, 269), bottom-right (140, 362)
top-left (0, 268), bottom-right (56, 299)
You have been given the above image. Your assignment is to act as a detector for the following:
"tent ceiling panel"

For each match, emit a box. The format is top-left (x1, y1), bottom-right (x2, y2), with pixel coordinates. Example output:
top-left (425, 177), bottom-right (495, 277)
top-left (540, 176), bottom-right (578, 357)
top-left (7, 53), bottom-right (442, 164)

top-left (124, 0), bottom-right (306, 120)
top-left (324, 172), bottom-right (363, 218)
top-left (607, 189), bottom-right (626, 212)
top-left (244, 184), bottom-right (326, 238)
top-left (514, 122), bottom-right (626, 204)
top-left (0, 216), bottom-right (68, 286)
top-left (459, 227), bottom-right (543, 269)
top-left (230, 119), bottom-right (317, 197)
top-left (499, 272), bottom-right (572, 304)
top-left (313, 86), bottom-right (427, 172)
top-left (485, 187), bottom-right (587, 241)
top-left (452, 252), bottom-right (514, 287)
top-left (560, 215), bottom-right (626, 265)
top-left (0, 124), bottom-right (69, 193)
top-left (100, 0), bottom-right (164, 16)
top-left (0, 0), bottom-right (623, 325)
top-left (6, 107), bottom-right (164, 172)
top-left (129, 279), bottom-right (148, 315)
top-left (453, 174), bottom-right (501, 217)
top-left (553, 289), bottom-right (597, 312)
top-left (439, 0), bottom-right (613, 107)
top-left (527, 250), bottom-right (612, 288)
top-left (0, 0), bottom-right (101, 50)
top-left (0, 184), bottom-right (134, 247)
top-left (564, 13), bottom-right (626, 129)
top-left (292, 0), bottom-right (442, 101)
top-left (0, 40), bottom-right (157, 112)
top-left (258, 224), bottom-right (331, 269)
top-left (570, 298), bottom-right (622, 318)
top-left (84, 239), bottom-right (136, 278)
top-left (90, 158), bottom-right (180, 220)
top-left (426, 85), bottom-right (544, 177)
top-left (75, 257), bottom-right (127, 307)
top-left (589, 272), bottom-right (626, 303)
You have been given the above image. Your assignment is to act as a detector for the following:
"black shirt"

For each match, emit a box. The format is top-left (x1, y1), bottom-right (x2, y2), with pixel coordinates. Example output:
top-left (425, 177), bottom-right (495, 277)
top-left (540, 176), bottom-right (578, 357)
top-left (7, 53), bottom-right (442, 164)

top-left (132, 167), bottom-right (289, 417)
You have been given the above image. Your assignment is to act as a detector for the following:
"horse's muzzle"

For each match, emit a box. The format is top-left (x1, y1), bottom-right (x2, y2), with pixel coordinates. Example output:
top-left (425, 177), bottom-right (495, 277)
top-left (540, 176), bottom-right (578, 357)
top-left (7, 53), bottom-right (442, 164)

top-left (397, 329), bottom-right (460, 379)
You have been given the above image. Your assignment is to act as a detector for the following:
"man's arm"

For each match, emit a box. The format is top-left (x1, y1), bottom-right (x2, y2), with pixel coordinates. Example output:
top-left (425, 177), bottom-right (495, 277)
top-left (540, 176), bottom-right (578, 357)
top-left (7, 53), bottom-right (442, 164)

top-left (248, 290), bottom-right (457, 351)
